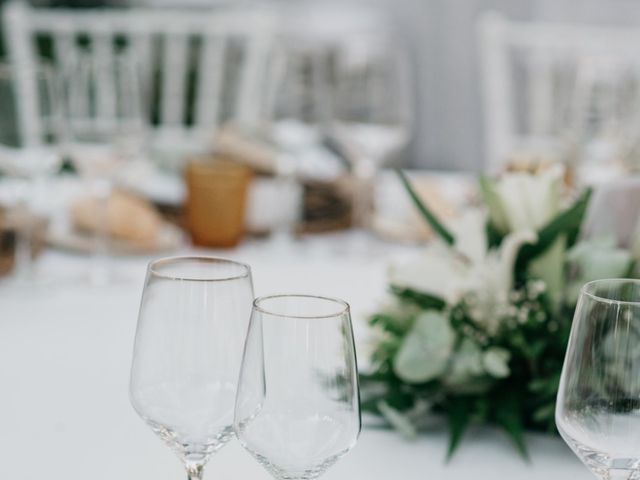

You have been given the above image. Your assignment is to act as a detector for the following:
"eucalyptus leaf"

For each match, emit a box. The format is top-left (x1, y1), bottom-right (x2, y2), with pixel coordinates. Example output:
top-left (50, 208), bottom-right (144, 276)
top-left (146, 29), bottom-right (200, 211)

top-left (393, 311), bottom-right (455, 383)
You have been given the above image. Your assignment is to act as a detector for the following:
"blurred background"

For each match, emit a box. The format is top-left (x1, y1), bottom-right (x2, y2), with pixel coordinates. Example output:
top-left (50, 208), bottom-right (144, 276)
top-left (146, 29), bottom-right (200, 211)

top-left (6, 0), bottom-right (640, 171)
top-left (1, 0), bottom-right (640, 282)
top-left (2, 2), bottom-right (640, 478)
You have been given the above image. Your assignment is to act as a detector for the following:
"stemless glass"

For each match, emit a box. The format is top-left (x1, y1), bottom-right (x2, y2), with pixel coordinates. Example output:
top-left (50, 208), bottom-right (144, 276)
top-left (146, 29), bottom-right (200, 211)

top-left (235, 294), bottom-right (361, 480)
top-left (557, 279), bottom-right (640, 479)
top-left (130, 257), bottom-right (254, 480)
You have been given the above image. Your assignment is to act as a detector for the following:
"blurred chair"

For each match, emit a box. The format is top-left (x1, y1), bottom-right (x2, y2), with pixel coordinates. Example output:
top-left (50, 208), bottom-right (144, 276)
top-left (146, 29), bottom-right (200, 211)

top-left (479, 12), bottom-right (640, 173)
top-left (3, 0), bottom-right (276, 158)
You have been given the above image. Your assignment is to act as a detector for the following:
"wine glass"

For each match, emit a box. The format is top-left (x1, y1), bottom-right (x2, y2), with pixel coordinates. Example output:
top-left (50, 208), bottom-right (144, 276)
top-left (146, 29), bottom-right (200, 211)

top-left (0, 61), bottom-right (63, 283)
top-left (234, 294), bottom-right (361, 480)
top-left (262, 44), bottom-right (335, 249)
top-left (570, 56), bottom-right (640, 182)
top-left (556, 278), bottom-right (640, 479)
top-left (130, 257), bottom-right (254, 480)
top-left (329, 36), bottom-right (413, 228)
top-left (61, 48), bottom-right (146, 284)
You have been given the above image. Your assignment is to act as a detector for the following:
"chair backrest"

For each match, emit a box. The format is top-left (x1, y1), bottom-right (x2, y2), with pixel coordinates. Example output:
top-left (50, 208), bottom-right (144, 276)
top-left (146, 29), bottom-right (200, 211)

top-left (3, 0), bottom-right (276, 150)
top-left (478, 12), bottom-right (640, 173)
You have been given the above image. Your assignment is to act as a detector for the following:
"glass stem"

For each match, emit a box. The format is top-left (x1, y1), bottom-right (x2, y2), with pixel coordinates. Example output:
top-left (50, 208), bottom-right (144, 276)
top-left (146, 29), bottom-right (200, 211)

top-left (90, 178), bottom-right (111, 286)
top-left (186, 464), bottom-right (203, 480)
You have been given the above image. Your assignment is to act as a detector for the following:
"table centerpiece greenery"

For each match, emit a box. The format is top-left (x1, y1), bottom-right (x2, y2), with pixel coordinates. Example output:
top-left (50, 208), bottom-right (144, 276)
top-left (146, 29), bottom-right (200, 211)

top-left (360, 165), bottom-right (640, 459)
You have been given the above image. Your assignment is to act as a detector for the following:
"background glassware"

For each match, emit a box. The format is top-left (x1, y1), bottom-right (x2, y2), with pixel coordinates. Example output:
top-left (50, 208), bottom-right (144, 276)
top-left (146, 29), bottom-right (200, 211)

top-left (235, 294), bottom-right (361, 480)
top-left (329, 37), bottom-right (413, 228)
top-left (61, 48), bottom-right (146, 284)
top-left (0, 61), bottom-right (63, 283)
top-left (130, 257), bottom-right (254, 480)
top-left (570, 57), bottom-right (640, 181)
top-left (556, 279), bottom-right (640, 479)
top-left (261, 44), bottom-right (334, 249)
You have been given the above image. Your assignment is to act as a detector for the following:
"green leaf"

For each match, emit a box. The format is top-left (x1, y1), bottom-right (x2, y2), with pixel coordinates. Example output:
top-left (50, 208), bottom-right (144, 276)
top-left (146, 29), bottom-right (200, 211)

top-left (626, 259), bottom-right (638, 278)
top-left (493, 395), bottom-right (529, 460)
top-left (486, 220), bottom-right (504, 249)
top-left (390, 285), bottom-right (446, 311)
top-left (397, 169), bottom-right (455, 246)
top-left (516, 188), bottom-right (592, 272)
top-left (532, 403), bottom-right (556, 423)
top-left (370, 313), bottom-right (409, 336)
top-left (565, 189), bottom-right (592, 248)
top-left (529, 372), bottom-right (561, 395)
top-left (446, 398), bottom-right (471, 461)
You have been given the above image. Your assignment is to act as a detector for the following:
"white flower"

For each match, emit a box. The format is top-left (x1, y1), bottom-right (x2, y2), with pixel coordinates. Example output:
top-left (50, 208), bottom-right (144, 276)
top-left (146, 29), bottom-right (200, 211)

top-left (493, 165), bottom-right (564, 233)
top-left (390, 209), bottom-right (536, 335)
top-left (481, 165), bottom-right (566, 306)
top-left (482, 347), bottom-right (511, 378)
top-left (442, 339), bottom-right (493, 394)
top-left (393, 311), bottom-right (455, 383)
top-left (445, 339), bottom-right (484, 381)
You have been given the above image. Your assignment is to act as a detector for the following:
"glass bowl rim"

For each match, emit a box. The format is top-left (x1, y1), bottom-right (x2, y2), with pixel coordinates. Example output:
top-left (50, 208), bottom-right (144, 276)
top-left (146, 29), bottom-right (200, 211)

top-left (148, 255), bottom-right (251, 282)
top-left (253, 293), bottom-right (350, 319)
top-left (581, 278), bottom-right (640, 306)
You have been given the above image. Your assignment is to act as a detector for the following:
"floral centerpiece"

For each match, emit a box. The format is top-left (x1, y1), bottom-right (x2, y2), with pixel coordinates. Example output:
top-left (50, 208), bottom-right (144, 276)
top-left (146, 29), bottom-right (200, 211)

top-left (361, 165), bottom-right (640, 458)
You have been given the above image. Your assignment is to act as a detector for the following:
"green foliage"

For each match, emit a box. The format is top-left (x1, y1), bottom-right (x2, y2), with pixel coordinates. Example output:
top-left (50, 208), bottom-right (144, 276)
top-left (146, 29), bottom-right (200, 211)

top-left (515, 188), bottom-right (592, 274)
top-left (445, 397), bottom-right (472, 460)
top-left (361, 281), bottom-right (573, 459)
top-left (361, 175), bottom-right (639, 460)
top-left (390, 285), bottom-right (446, 311)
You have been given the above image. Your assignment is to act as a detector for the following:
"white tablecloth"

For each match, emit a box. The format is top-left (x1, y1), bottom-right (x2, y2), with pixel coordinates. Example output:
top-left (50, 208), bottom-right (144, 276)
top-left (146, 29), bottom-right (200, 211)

top-left (0, 234), bottom-right (590, 480)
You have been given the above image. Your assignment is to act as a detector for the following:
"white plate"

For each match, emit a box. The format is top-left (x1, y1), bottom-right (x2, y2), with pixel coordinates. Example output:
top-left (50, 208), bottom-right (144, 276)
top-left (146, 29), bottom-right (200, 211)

top-left (46, 222), bottom-right (184, 256)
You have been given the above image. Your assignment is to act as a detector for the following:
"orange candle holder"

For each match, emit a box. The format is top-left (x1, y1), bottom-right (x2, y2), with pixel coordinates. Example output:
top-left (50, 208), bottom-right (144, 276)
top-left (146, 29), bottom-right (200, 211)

top-left (185, 157), bottom-right (252, 248)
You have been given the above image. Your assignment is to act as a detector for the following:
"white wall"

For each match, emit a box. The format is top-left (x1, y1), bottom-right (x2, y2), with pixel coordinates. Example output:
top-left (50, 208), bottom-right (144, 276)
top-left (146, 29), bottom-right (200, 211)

top-left (374, 0), bottom-right (640, 171)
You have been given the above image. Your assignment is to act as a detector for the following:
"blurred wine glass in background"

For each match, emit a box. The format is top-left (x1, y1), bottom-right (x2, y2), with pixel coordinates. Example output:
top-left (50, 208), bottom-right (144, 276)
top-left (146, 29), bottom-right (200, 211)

top-left (61, 48), bottom-right (146, 284)
top-left (570, 55), bottom-right (640, 184)
top-left (329, 36), bottom-right (413, 229)
top-left (260, 42), bottom-right (337, 249)
top-left (0, 61), bottom-right (62, 284)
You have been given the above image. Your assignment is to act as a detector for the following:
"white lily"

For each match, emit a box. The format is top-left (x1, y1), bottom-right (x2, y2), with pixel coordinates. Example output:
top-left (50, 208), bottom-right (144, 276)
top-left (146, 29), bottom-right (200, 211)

top-left (483, 165), bottom-right (566, 306)
top-left (389, 209), bottom-right (536, 335)
top-left (493, 164), bottom-right (564, 232)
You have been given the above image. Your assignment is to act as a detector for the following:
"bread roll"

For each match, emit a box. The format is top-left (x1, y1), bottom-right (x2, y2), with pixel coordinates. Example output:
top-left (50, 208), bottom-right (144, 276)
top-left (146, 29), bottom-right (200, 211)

top-left (71, 190), bottom-right (162, 247)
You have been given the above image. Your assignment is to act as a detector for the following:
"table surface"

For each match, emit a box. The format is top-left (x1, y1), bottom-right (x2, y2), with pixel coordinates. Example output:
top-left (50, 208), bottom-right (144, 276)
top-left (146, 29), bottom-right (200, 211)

top-left (0, 232), bottom-right (593, 480)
